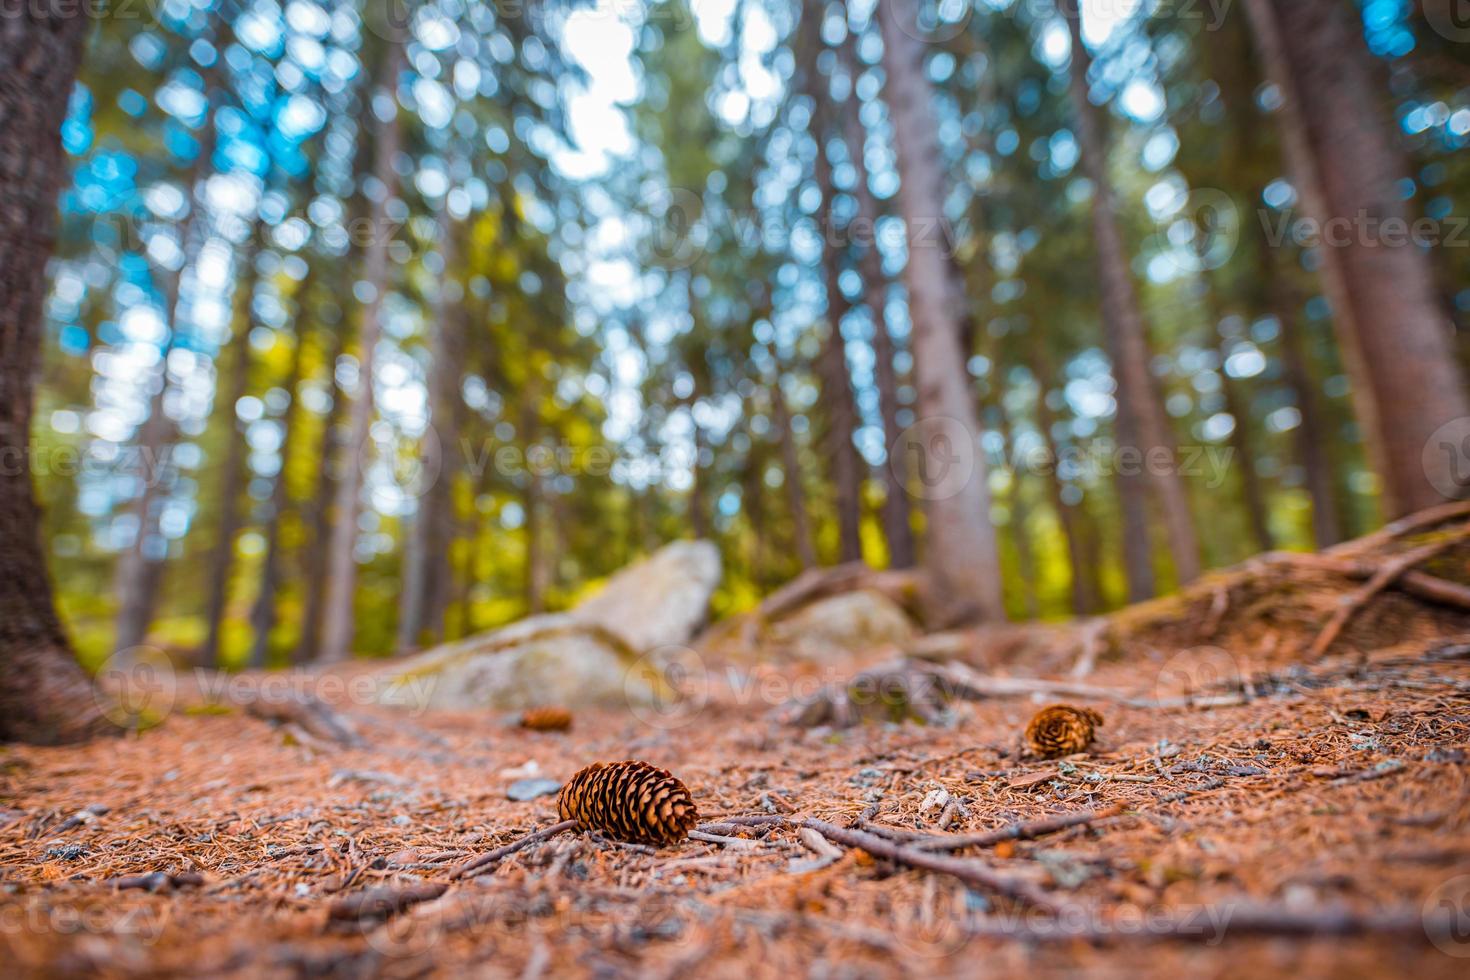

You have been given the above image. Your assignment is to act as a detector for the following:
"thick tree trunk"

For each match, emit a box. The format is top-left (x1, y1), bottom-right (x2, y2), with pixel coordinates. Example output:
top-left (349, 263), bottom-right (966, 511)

top-left (247, 284), bottom-right (310, 669)
top-left (397, 208), bottom-right (461, 650)
top-left (838, 34), bottom-right (916, 569)
top-left (1063, 4), bottom-right (1200, 596)
top-left (1272, 275), bottom-right (1343, 549)
top-left (877, 0), bottom-right (1005, 625)
top-left (1248, 0), bottom-right (1470, 517)
top-left (199, 233), bottom-right (262, 667)
top-left (318, 41), bottom-right (404, 663)
top-left (0, 4), bottom-right (111, 743)
top-left (771, 378), bottom-right (817, 569)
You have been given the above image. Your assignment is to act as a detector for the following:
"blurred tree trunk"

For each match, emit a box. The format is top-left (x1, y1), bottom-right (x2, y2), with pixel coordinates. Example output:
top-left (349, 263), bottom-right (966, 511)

top-left (294, 315), bottom-right (346, 663)
top-left (807, 100), bottom-right (864, 567)
top-left (1247, 0), bottom-right (1470, 518)
top-left (877, 0), bottom-right (1005, 625)
top-left (397, 208), bottom-right (462, 650)
top-left (1063, 3), bottom-right (1200, 597)
top-left (0, 4), bottom-right (112, 743)
top-left (522, 396), bottom-right (549, 615)
top-left (1204, 289), bottom-right (1274, 555)
top-left (112, 94), bottom-right (218, 656)
top-left (838, 35), bottom-right (915, 569)
top-left (1259, 241), bottom-right (1344, 549)
top-left (247, 275), bottom-right (311, 668)
top-left (770, 377), bottom-right (817, 569)
top-left (199, 230), bottom-right (262, 667)
top-left (1025, 346), bottom-right (1098, 616)
top-left (994, 403), bottom-right (1040, 620)
top-left (318, 40), bottom-right (404, 663)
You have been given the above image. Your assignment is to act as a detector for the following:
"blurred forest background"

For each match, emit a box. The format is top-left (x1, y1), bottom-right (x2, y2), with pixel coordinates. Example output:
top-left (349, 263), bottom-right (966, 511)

top-left (28, 0), bottom-right (1470, 670)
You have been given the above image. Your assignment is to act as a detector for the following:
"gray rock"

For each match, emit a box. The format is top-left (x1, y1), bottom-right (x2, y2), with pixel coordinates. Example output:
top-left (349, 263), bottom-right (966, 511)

top-left (766, 589), bottom-right (918, 660)
top-left (507, 778), bottom-right (562, 802)
top-left (374, 541), bottom-right (721, 711)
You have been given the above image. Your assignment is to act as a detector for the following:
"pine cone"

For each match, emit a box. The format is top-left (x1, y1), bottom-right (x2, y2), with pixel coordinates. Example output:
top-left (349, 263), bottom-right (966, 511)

top-left (557, 760), bottom-right (699, 846)
top-left (1025, 704), bottom-right (1104, 759)
top-left (519, 706), bottom-right (573, 732)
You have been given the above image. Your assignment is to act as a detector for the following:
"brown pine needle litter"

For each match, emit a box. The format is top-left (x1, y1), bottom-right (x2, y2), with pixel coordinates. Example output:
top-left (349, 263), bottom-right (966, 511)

top-left (3, 613), bottom-right (1470, 975)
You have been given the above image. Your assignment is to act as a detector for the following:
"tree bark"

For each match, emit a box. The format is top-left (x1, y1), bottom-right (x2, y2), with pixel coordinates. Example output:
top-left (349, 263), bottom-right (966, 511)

top-left (199, 231), bottom-right (262, 667)
top-left (1063, 3), bottom-right (1200, 596)
top-left (1272, 275), bottom-right (1343, 549)
top-left (770, 377), bottom-right (817, 569)
top-left (248, 269), bottom-right (313, 668)
top-left (397, 207), bottom-right (461, 650)
top-left (994, 403), bottom-right (1040, 620)
top-left (837, 33), bottom-right (916, 569)
top-left (318, 40), bottom-right (404, 663)
top-left (1247, 0), bottom-right (1470, 518)
top-left (0, 4), bottom-right (111, 743)
top-left (877, 0), bottom-right (1005, 625)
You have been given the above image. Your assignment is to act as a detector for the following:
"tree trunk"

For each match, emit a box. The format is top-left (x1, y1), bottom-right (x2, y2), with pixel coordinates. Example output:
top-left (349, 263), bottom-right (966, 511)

top-left (294, 313), bottom-right (347, 664)
top-left (1204, 289), bottom-right (1274, 555)
top-left (807, 101), bottom-right (865, 567)
top-left (1025, 346), bottom-right (1099, 616)
top-left (318, 40), bottom-right (404, 663)
top-left (994, 404), bottom-right (1040, 620)
top-left (1063, 3), bottom-right (1200, 595)
top-left (199, 232), bottom-right (262, 667)
top-left (397, 207), bottom-right (461, 650)
top-left (1272, 275), bottom-right (1344, 549)
top-left (1247, 0), bottom-right (1470, 518)
top-left (248, 270), bottom-right (313, 668)
top-left (771, 378), bottom-right (817, 569)
top-left (0, 4), bottom-right (112, 743)
top-left (838, 37), bottom-right (916, 569)
top-left (877, 0), bottom-right (1005, 625)
top-left (111, 100), bottom-right (218, 655)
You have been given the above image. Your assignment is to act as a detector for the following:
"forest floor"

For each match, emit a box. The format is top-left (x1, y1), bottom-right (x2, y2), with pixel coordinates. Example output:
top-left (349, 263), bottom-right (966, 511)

top-left (4, 512), bottom-right (1470, 978)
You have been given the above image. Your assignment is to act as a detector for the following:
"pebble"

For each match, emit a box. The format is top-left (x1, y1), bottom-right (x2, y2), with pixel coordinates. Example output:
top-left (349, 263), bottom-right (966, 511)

top-left (507, 778), bottom-right (562, 802)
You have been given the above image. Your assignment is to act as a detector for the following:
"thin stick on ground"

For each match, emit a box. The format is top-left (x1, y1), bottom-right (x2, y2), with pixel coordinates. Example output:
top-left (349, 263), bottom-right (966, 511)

top-left (906, 805), bottom-right (1124, 852)
top-left (449, 819), bottom-right (578, 879)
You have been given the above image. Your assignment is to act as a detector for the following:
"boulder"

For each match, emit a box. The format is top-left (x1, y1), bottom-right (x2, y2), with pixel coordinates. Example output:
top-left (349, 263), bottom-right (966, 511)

top-left (375, 541), bottom-right (721, 711)
top-left (766, 589), bottom-right (918, 661)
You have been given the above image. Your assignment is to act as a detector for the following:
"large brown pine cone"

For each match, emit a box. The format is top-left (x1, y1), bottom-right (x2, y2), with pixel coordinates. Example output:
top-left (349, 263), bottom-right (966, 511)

top-left (557, 760), bottom-right (698, 846)
top-left (519, 706), bottom-right (573, 732)
top-left (1025, 704), bottom-right (1104, 759)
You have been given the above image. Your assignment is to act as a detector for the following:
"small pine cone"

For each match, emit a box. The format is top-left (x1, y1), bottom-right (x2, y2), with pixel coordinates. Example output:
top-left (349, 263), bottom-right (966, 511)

top-left (1025, 704), bottom-right (1104, 759)
top-left (557, 760), bottom-right (699, 846)
top-left (519, 706), bottom-right (573, 732)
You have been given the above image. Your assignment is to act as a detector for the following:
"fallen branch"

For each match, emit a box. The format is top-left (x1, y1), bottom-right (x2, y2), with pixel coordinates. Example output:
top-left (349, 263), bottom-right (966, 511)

top-left (798, 818), bottom-right (1057, 910)
top-left (326, 882), bottom-right (448, 923)
top-left (1308, 531), bottom-right (1470, 659)
top-left (968, 904), bottom-right (1429, 944)
top-left (449, 819), bottom-right (578, 880)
